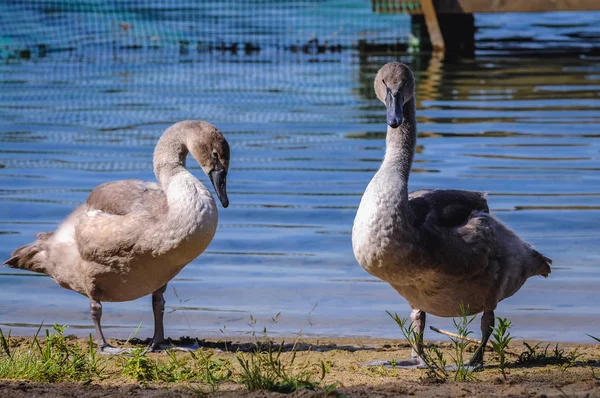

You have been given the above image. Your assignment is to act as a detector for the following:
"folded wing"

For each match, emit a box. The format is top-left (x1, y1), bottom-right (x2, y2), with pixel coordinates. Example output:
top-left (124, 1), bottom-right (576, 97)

top-left (75, 180), bottom-right (167, 265)
top-left (409, 189), bottom-right (497, 278)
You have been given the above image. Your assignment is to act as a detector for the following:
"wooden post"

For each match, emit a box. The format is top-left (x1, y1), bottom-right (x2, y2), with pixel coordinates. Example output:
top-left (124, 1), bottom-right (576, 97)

top-left (420, 0), bottom-right (445, 53)
top-left (438, 12), bottom-right (475, 57)
top-left (386, 0), bottom-right (600, 57)
top-left (412, 11), bottom-right (475, 57)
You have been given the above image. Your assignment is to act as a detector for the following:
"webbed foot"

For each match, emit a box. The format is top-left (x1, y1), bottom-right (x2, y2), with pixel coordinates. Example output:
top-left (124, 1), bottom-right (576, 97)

top-left (98, 343), bottom-right (130, 355)
top-left (148, 340), bottom-right (200, 352)
top-left (362, 356), bottom-right (427, 369)
top-left (444, 362), bottom-right (483, 372)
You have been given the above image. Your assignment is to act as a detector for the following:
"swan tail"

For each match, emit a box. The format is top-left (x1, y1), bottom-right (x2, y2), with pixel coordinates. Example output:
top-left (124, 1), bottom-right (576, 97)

top-left (3, 234), bottom-right (52, 274)
top-left (531, 249), bottom-right (552, 278)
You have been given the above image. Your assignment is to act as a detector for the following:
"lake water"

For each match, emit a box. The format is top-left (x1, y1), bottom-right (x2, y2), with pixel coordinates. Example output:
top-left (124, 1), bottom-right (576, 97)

top-left (1, 2), bottom-right (599, 344)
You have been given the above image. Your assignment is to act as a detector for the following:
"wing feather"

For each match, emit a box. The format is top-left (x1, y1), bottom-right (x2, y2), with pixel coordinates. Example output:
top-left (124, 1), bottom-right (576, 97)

top-left (76, 180), bottom-right (167, 265)
top-left (409, 189), bottom-right (489, 228)
top-left (86, 180), bottom-right (167, 217)
top-left (409, 189), bottom-right (495, 279)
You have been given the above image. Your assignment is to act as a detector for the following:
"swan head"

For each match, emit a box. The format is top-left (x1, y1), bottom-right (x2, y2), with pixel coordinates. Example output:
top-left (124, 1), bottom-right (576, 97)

top-left (184, 121), bottom-right (231, 208)
top-left (374, 62), bottom-right (415, 129)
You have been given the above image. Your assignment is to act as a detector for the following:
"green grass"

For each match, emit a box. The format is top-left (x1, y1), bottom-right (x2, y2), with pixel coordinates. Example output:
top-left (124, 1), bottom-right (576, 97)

top-left (0, 317), bottom-right (328, 394)
top-left (236, 339), bottom-right (327, 393)
top-left (0, 324), bottom-right (106, 383)
top-left (235, 313), bottom-right (329, 393)
top-left (119, 347), bottom-right (232, 387)
top-left (0, 323), bottom-right (232, 388)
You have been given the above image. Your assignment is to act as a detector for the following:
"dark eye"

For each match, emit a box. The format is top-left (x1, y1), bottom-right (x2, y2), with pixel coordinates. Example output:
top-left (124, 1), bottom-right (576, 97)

top-left (212, 150), bottom-right (218, 159)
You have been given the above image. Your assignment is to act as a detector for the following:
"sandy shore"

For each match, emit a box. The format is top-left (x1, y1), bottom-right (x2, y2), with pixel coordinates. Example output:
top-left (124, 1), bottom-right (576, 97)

top-left (0, 336), bottom-right (599, 397)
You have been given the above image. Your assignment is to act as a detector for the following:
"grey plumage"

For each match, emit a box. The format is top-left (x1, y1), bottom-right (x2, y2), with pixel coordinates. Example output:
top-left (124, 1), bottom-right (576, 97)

top-left (352, 62), bottom-right (551, 368)
top-left (4, 120), bottom-right (231, 353)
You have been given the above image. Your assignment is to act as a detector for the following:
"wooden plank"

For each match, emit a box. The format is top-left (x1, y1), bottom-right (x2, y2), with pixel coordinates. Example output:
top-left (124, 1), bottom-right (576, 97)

top-left (436, 0), bottom-right (600, 13)
top-left (421, 0), bottom-right (445, 52)
top-left (383, 0), bottom-right (600, 14)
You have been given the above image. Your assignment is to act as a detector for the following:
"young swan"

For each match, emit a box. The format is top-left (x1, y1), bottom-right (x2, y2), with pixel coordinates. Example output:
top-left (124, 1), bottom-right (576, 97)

top-left (352, 62), bottom-right (551, 368)
top-left (4, 120), bottom-right (230, 353)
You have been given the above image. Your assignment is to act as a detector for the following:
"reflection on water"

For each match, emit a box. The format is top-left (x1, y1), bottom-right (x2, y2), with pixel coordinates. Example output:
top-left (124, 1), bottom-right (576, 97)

top-left (1, 9), bottom-right (600, 343)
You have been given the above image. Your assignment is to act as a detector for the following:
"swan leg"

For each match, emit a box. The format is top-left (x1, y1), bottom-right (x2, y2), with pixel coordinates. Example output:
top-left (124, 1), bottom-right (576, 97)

top-left (90, 299), bottom-right (126, 355)
top-left (148, 284), bottom-right (168, 351)
top-left (468, 310), bottom-right (494, 368)
top-left (409, 308), bottom-right (426, 361)
top-left (362, 309), bottom-right (427, 368)
top-left (148, 284), bottom-right (198, 352)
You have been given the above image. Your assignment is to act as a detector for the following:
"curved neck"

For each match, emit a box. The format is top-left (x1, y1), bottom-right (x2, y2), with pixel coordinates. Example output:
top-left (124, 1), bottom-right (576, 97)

top-left (153, 128), bottom-right (214, 233)
top-left (153, 127), bottom-right (189, 190)
top-left (379, 95), bottom-right (417, 232)
top-left (382, 95), bottom-right (417, 187)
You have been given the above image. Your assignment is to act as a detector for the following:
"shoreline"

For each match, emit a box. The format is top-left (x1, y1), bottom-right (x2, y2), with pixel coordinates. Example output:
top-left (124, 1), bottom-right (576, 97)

top-left (3, 326), bottom-right (599, 345)
top-left (0, 335), bottom-right (598, 397)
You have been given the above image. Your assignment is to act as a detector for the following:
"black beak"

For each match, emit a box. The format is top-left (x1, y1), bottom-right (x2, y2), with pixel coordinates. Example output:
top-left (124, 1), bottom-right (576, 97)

top-left (209, 163), bottom-right (229, 208)
top-left (385, 87), bottom-right (403, 128)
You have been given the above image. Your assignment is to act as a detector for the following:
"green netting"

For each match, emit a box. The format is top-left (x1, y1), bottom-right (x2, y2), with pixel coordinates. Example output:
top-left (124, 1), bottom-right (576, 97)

top-left (372, 0), bottom-right (421, 15)
top-left (0, 0), bottom-right (412, 61)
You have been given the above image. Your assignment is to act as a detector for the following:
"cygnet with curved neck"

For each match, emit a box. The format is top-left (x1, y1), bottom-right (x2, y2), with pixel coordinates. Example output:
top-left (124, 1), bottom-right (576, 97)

top-left (4, 120), bottom-right (230, 353)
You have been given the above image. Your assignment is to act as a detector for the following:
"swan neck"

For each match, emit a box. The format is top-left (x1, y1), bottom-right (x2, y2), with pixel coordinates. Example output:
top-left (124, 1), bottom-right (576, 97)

top-left (383, 95), bottom-right (417, 187)
top-left (153, 127), bottom-right (189, 189)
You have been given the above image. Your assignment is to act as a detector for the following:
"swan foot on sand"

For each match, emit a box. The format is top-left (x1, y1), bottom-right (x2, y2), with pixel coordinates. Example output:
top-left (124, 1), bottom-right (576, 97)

top-left (97, 343), bottom-right (130, 355)
top-left (90, 299), bottom-right (132, 355)
top-left (444, 362), bottom-right (483, 372)
top-left (147, 340), bottom-right (200, 352)
top-left (362, 356), bottom-right (427, 369)
top-left (91, 284), bottom-right (201, 355)
top-left (362, 309), bottom-right (428, 368)
top-left (362, 310), bottom-right (492, 371)
top-left (146, 284), bottom-right (199, 352)
top-left (361, 358), bottom-right (482, 372)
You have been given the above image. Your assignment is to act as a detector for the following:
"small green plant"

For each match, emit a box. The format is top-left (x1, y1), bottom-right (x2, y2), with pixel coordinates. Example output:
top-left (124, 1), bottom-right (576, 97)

top-left (367, 363), bottom-right (396, 377)
top-left (388, 306), bottom-right (479, 383)
top-left (219, 324), bottom-right (229, 352)
top-left (236, 339), bottom-right (327, 393)
top-left (447, 307), bottom-right (477, 382)
top-left (85, 333), bottom-right (107, 379)
top-left (517, 342), bottom-right (582, 370)
top-left (324, 382), bottom-right (348, 397)
top-left (587, 334), bottom-right (600, 344)
top-left (0, 328), bottom-right (12, 358)
top-left (427, 345), bottom-right (448, 377)
top-left (490, 317), bottom-right (513, 379)
top-left (387, 311), bottom-right (448, 382)
top-left (235, 313), bottom-right (328, 393)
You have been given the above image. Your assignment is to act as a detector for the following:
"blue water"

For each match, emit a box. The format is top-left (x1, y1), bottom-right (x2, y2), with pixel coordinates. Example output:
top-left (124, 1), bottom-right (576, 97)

top-left (0, 2), bottom-right (599, 343)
